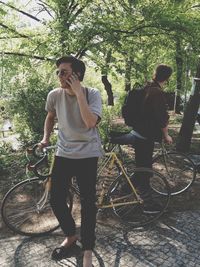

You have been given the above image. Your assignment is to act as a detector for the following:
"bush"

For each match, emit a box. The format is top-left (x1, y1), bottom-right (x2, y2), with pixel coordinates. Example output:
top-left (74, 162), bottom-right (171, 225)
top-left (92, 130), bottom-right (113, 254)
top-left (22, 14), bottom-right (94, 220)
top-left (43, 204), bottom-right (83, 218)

top-left (99, 102), bottom-right (126, 145)
top-left (0, 143), bottom-right (28, 192)
top-left (9, 67), bottom-right (56, 146)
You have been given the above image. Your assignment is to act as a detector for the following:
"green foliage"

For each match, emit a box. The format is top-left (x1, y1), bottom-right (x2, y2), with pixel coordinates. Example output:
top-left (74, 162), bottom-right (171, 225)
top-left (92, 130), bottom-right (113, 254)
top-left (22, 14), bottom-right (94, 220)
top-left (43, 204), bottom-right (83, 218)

top-left (0, 143), bottom-right (27, 186)
top-left (99, 105), bottom-right (116, 144)
top-left (0, 143), bottom-right (11, 175)
top-left (8, 63), bottom-right (56, 145)
top-left (0, 0), bottom-right (200, 150)
top-left (0, 99), bottom-right (7, 127)
top-left (12, 115), bottom-right (36, 146)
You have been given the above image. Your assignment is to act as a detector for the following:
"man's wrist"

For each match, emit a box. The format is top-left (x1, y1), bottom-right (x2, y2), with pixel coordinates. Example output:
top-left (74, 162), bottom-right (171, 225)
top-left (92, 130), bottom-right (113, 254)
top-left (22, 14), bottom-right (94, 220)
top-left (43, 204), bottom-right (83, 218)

top-left (41, 137), bottom-right (49, 144)
top-left (76, 88), bottom-right (84, 98)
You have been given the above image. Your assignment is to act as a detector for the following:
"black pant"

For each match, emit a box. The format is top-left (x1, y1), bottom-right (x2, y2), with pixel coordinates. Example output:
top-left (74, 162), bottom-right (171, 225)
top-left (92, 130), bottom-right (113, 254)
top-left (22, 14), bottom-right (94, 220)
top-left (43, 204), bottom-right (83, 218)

top-left (132, 137), bottom-right (154, 194)
top-left (50, 156), bottom-right (98, 250)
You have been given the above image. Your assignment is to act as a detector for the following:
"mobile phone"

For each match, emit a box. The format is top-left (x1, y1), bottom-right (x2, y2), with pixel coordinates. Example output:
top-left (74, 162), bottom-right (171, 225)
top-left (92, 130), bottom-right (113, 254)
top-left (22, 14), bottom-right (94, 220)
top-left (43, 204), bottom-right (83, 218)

top-left (66, 72), bottom-right (80, 83)
top-left (73, 71), bottom-right (80, 79)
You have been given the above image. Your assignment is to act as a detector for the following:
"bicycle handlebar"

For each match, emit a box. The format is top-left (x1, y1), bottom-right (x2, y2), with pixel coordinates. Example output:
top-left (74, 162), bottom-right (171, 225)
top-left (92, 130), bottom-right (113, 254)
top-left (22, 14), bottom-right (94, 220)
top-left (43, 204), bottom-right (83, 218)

top-left (26, 144), bottom-right (54, 180)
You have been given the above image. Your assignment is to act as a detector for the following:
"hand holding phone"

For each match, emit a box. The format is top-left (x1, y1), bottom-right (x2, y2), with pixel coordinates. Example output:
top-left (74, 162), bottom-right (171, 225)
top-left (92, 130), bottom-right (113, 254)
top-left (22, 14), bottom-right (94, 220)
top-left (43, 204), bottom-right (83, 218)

top-left (66, 72), bottom-right (81, 95)
top-left (66, 72), bottom-right (79, 83)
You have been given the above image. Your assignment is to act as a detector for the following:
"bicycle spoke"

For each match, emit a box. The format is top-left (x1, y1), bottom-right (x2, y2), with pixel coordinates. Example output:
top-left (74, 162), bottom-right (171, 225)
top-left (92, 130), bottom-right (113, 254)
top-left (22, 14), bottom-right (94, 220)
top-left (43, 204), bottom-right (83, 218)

top-left (153, 152), bottom-right (196, 195)
top-left (107, 169), bottom-right (170, 227)
top-left (1, 178), bottom-right (72, 236)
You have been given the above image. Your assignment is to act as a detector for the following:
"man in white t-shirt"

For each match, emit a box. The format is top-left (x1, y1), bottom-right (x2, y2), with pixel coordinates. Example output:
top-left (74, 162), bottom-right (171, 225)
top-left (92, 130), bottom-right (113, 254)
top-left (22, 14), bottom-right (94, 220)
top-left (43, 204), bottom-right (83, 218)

top-left (40, 56), bottom-right (102, 267)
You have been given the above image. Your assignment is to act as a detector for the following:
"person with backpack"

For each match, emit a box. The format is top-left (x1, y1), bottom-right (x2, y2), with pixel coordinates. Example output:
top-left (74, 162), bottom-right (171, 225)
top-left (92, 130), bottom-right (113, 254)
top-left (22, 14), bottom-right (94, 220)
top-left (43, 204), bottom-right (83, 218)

top-left (40, 56), bottom-right (102, 267)
top-left (122, 64), bottom-right (173, 213)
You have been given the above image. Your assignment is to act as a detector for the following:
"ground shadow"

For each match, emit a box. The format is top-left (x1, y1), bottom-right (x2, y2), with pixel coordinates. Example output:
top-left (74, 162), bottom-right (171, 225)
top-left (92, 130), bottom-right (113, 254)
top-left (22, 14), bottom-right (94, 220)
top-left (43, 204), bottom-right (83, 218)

top-left (13, 231), bottom-right (105, 267)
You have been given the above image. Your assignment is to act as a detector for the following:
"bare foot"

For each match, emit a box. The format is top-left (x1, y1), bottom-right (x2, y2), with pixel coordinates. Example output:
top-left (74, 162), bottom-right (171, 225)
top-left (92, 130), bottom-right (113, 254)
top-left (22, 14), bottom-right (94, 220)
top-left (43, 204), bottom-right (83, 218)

top-left (83, 250), bottom-right (93, 267)
top-left (60, 235), bottom-right (78, 248)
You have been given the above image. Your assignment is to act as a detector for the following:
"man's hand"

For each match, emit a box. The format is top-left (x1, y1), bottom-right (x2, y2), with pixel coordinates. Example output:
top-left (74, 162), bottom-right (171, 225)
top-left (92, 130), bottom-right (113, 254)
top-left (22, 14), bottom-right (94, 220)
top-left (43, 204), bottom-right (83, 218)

top-left (38, 140), bottom-right (49, 148)
top-left (66, 73), bottom-right (82, 96)
top-left (164, 134), bottom-right (173, 145)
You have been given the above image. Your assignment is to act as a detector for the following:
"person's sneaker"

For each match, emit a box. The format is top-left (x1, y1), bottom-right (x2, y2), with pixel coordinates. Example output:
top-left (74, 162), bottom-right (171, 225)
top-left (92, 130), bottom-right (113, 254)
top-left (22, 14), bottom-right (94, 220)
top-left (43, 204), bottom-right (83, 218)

top-left (51, 242), bottom-right (78, 260)
top-left (142, 202), bottom-right (163, 214)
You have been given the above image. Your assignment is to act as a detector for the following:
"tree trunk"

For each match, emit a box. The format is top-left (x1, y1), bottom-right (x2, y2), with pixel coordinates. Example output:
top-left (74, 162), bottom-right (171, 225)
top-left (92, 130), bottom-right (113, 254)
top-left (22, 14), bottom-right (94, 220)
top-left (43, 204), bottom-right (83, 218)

top-left (101, 50), bottom-right (114, 105)
top-left (125, 56), bottom-right (132, 91)
top-left (101, 75), bottom-right (114, 106)
top-left (175, 38), bottom-right (183, 113)
top-left (176, 57), bottom-right (200, 152)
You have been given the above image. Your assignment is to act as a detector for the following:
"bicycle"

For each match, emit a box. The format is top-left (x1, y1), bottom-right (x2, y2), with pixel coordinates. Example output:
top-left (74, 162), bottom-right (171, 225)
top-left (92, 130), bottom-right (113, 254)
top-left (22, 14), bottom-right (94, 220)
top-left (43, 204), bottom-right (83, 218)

top-left (187, 154), bottom-right (200, 171)
top-left (1, 145), bottom-right (73, 236)
top-left (108, 130), bottom-right (196, 196)
top-left (1, 142), bottom-right (170, 236)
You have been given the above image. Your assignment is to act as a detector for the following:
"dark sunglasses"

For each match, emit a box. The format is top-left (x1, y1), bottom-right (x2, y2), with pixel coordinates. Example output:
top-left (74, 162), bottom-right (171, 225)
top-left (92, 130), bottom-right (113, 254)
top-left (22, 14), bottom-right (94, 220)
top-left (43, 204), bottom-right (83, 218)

top-left (56, 70), bottom-right (69, 76)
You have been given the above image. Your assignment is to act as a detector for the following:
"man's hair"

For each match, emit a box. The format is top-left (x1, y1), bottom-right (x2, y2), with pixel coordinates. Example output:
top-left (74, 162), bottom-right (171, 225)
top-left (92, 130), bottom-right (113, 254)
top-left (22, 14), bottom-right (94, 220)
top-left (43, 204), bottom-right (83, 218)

top-left (56, 56), bottom-right (86, 81)
top-left (153, 64), bottom-right (172, 82)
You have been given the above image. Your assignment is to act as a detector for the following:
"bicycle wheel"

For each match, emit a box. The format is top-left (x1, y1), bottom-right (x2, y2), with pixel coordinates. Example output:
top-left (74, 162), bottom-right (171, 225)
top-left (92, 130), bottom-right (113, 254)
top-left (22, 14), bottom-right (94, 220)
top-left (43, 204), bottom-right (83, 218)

top-left (107, 168), bottom-right (170, 227)
top-left (153, 152), bottom-right (196, 195)
top-left (1, 177), bottom-right (73, 236)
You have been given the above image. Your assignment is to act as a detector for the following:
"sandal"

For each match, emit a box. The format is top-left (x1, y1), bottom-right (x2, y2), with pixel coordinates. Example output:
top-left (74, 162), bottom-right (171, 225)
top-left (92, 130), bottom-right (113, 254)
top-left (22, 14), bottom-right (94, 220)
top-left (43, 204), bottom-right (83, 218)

top-left (51, 242), bottom-right (77, 260)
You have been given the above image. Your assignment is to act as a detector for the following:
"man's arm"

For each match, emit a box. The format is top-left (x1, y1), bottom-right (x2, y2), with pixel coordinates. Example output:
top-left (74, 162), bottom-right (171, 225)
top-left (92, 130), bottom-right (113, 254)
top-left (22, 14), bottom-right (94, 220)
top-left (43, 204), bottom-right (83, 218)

top-left (150, 89), bottom-right (173, 144)
top-left (67, 74), bottom-right (100, 128)
top-left (76, 92), bottom-right (99, 128)
top-left (40, 111), bottom-right (56, 145)
top-left (162, 125), bottom-right (173, 144)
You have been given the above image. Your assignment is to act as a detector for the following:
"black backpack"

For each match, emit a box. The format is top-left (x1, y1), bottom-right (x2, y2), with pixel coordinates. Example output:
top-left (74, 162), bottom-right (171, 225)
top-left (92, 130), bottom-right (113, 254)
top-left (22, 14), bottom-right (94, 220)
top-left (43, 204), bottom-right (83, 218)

top-left (122, 87), bottom-right (146, 127)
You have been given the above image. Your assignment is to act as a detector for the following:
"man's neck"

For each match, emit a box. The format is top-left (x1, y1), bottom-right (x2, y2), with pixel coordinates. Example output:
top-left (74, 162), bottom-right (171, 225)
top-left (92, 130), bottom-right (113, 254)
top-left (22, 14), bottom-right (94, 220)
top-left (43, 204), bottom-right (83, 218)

top-left (158, 81), bottom-right (165, 88)
top-left (153, 79), bottom-right (164, 88)
top-left (61, 86), bottom-right (75, 95)
top-left (62, 86), bottom-right (84, 96)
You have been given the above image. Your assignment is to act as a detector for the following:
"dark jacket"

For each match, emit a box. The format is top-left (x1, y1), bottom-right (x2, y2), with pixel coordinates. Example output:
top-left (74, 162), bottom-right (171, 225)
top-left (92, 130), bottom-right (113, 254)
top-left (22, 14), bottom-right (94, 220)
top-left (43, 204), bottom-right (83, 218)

top-left (133, 80), bottom-right (169, 142)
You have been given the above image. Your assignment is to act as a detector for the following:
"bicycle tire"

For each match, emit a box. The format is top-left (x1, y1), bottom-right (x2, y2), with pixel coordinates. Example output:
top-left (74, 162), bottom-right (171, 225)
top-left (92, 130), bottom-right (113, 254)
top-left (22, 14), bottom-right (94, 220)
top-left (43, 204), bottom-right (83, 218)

top-left (1, 177), bottom-right (73, 236)
top-left (153, 152), bottom-right (196, 195)
top-left (107, 168), bottom-right (170, 227)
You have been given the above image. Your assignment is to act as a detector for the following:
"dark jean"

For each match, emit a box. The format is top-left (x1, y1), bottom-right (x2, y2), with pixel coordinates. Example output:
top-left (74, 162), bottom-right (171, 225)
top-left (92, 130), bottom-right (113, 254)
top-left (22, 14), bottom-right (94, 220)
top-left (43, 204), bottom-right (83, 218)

top-left (132, 137), bottom-right (154, 195)
top-left (111, 132), bottom-right (136, 145)
top-left (50, 156), bottom-right (98, 250)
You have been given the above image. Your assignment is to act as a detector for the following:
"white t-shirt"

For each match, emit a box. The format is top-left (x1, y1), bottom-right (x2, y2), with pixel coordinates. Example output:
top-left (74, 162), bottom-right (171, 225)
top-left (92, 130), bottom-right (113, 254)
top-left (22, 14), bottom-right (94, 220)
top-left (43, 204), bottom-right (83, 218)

top-left (45, 87), bottom-right (103, 159)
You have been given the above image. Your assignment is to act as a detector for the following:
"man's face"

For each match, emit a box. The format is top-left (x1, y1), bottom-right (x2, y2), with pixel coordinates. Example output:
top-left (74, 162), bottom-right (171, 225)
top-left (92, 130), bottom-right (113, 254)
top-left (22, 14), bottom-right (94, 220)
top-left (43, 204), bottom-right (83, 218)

top-left (56, 63), bottom-right (73, 89)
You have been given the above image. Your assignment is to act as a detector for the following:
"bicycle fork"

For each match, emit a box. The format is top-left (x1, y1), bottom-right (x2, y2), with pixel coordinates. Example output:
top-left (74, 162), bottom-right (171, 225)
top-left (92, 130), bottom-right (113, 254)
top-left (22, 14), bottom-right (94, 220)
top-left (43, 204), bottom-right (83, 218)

top-left (35, 178), bottom-right (51, 213)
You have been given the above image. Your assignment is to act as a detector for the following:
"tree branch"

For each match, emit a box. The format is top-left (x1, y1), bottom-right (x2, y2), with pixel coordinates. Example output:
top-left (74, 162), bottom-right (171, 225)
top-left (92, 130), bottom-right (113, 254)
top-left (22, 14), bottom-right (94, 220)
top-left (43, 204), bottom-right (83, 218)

top-left (75, 48), bottom-right (88, 58)
top-left (38, 0), bottom-right (54, 19)
top-left (0, 35), bottom-right (40, 39)
top-left (0, 0), bottom-right (42, 22)
top-left (3, 51), bottom-right (53, 61)
top-left (107, 22), bottom-right (193, 40)
top-left (0, 22), bottom-right (30, 38)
